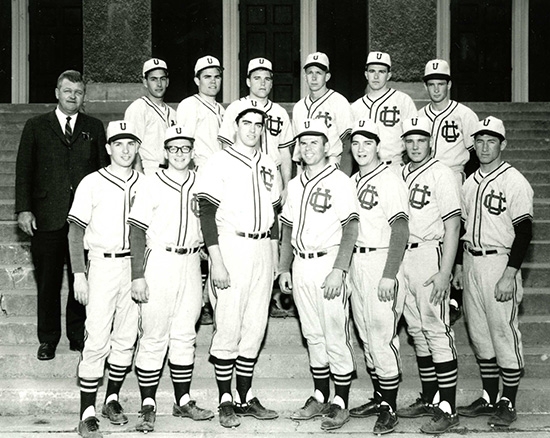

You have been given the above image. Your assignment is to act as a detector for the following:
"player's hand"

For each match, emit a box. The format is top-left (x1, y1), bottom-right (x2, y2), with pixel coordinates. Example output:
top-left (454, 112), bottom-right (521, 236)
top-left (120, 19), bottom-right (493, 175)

top-left (199, 247), bottom-right (208, 261)
top-left (132, 278), bottom-right (149, 303)
top-left (17, 211), bottom-right (37, 236)
top-left (322, 269), bottom-right (344, 300)
top-left (73, 273), bottom-right (89, 306)
top-left (424, 272), bottom-right (451, 306)
top-left (452, 264), bottom-right (464, 290)
top-left (378, 277), bottom-right (396, 302)
top-left (278, 271), bottom-right (293, 294)
top-left (495, 267), bottom-right (517, 302)
top-left (211, 261), bottom-right (231, 290)
top-left (271, 240), bottom-right (279, 279)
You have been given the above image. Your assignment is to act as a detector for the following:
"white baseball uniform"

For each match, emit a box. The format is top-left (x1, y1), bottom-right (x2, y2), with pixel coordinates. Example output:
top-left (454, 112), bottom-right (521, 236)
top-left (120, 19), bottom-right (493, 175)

top-left (281, 164), bottom-right (358, 376)
top-left (461, 162), bottom-right (533, 369)
top-left (352, 89), bottom-right (418, 164)
top-left (349, 164), bottom-right (409, 378)
top-left (124, 96), bottom-right (177, 174)
top-left (68, 167), bottom-right (143, 379)
top-left (176, 94), bottom-right (225, 169)
top-left (401, 158), bottom-right (461, 362)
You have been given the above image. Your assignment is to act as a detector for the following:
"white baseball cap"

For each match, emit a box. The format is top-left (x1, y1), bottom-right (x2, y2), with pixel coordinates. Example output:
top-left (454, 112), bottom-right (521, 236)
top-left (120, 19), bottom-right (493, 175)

top-left (247, 57), bottom-right (272, 75)
top-left (235, 99), bottom-right (267, 123)
top-left (472, 116), bottom-right (506, 141)
top-left (401, 117), bottom-right (431, 138)
top-left (304, 52), bottom-right (330, 71)
top-left (107, 120), bottom-right (141, 144)
top-left (142, 58), bottom-right (168, 77)
top-left (194, 55), bottom-right (223, 76)
top-left (423, 59), bottom-right (451, 82)
top-left (366, 51), bottom-right (391, 70)
top-left (164, 125), bottom-right (195, 145)
top-left (296, 118), bottom-right (329, 139)
top-left (351, 119), bottom-right (380, 143)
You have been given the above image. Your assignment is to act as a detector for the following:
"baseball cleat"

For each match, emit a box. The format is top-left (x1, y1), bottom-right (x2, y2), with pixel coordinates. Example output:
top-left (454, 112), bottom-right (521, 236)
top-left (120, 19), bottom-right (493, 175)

top-left (101, 400), bottom-right (128, 425)
top-left (234, 397), bottom-right (278, 419)
top-left (77, 416), bottom-right (102, 438)
top-left (420, 407), bottom-right (459, 434)
top-left (373, 405), bottom-right (399, 435)
top-left (172, 400), bottom-right (214, 421)
top-left (218, 401), bottom-right (241, 428)
top-left (457, 397), bottom-right (495, 417)
top-left (488, 399), bottom-right (517, 427)
top-left (397, 393), bottom-right (436, 418)
top-left (320, 404), bottom-right (350, 431)
top-left (136, 405), bottom-right (156, 433)
top-left (350, 394), bottom-right (382, 418)
top-left (290, 396), bottom-right (330, 420)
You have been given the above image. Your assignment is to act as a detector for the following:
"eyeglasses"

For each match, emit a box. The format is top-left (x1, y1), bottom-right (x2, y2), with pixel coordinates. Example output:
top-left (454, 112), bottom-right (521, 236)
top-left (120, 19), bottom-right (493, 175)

top-left (165, 145), bottom-right (192, 154)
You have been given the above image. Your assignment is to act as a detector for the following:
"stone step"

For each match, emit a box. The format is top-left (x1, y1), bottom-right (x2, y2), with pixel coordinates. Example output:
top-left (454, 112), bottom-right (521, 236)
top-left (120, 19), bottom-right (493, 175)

top-left (513, 160), bottom-right (550, 171)
top-left (504, 149), bottom-right (550, 160)
top-left (522, 263), bottom-right (550, 287)
top-left (1, 376), bottom-right (549, 417)
top-left (522, 172), bottom-right (550, 184)
top-left (532, 185), bottom-right (550, 199)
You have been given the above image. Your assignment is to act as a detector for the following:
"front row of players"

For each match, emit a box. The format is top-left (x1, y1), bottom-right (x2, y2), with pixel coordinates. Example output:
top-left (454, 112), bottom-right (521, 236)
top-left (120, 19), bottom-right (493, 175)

top-left (70, 106), bottom-right (533, 437)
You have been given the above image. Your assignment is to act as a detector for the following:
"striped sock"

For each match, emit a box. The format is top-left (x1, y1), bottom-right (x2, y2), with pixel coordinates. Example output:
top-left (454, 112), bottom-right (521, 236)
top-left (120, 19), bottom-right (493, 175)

top-left (417, 355), bottom-right (438, 402)
top-left (378, 374), bottom-right (400, 411)
top-left (236, 356), bottom-right (257, 404)
top-left (104, 363), bottom-right (130, 403)
top-left (80, 377), bottom-right (100, 418)
top-left (367, 367), bottom-right (381, 397)
top-left (434, 359), bottom-right (458, 411)
top-left (333, 371), bottom-right (353, 408)
top-left (136, 367), bottom-right (162, 406)
top-left (311, 366), bottom-right (331, 403)
top-left (478, 358), bottom-right (500, 404)
top-left (169, 362), bottom-right (194, 405)
top-left (213, 357), bottom-right (235, 402)
top-left (500, 367), bottom-right (521, 406)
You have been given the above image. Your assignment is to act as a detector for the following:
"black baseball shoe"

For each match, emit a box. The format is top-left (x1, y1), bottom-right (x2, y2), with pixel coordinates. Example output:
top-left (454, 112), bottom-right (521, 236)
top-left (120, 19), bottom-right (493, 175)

top-left (320, 404), bottom-right (350, 431)
top-left (173, 400), bottom-right (214, 421)
top-left (136, 405), bottom-right (156, 433)
top-left (457, 397), bottom-right (496, 417)
top-left (488, 399), bottom-right (517, 427)
top-left (373, 405), bottom-right (399, 435)
top-left (101, 400), bottom-right (128, 425)
top-left (234, 397), bottom-right (278, 419)
top-left (397, 393), bottom-right (436, 418)
top-left (78, 416), bottom-right (102, 438)
top-left (290, 396), bottom-right (330, 420)
top-left (350, 393), bottom-right (382, 418)
top-left (420, 407), bottom-right (460, 434)
top-left (218, 401), bottom-right (240, 428)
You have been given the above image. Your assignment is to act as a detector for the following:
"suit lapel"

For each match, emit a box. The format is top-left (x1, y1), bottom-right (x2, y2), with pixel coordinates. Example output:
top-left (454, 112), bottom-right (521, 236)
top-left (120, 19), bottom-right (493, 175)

top-left (47, 111), bottom-right (68, 146)
top-left (70, 112), bottom-right (85, 145)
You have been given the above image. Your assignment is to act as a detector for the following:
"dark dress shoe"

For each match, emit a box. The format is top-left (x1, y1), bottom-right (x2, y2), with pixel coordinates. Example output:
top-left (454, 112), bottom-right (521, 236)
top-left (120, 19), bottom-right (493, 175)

top-left (37, 342), bottom-right (56, 360)
top-left (70, 339), bottom-right (85, 352)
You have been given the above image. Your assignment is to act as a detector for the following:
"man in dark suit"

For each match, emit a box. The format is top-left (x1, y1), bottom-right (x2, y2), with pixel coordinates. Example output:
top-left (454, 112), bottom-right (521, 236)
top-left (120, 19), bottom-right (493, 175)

top-left (15, 70), bottom-right (109, 361)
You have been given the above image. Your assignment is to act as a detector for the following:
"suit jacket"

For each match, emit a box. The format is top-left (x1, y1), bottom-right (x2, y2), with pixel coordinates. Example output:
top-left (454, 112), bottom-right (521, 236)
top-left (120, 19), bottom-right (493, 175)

top-left (15, 110), bottom-right (109, 232)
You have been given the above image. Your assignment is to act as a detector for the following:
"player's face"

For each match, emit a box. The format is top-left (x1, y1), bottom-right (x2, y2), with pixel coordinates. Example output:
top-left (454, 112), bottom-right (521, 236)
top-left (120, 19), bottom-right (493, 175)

top-left (164, 139), bottom-right (194, 171)
top-left (404, 134), bottom-right (431, 167)
top-left (474, 134), bottom-right (506, 168)
top-left (425, 79), bottom-right (451, 104)
top-left (365, 65), bottom-right (391, 92)
top-left (304, 66), bottom-right (330, 93)
top-left (195, 67), bottom-right (222, 97)
top-left (247, 69), bottom-right (273, 99)
top-left (351, 134), bottom-right (379, 168)
top-left (299, 135), bottom-right (329, 168)
top-left (235, 112), bottom-right (264, 148)
top-left (55, 79), bottom-right (85, 116)
top-left (106, 138), bottom-right (139, 168)
top-left (143, 68), bottom-right (169, 99)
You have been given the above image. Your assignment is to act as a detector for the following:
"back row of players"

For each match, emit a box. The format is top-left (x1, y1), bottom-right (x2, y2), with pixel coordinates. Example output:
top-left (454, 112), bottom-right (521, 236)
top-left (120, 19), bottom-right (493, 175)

top-left (72, 51), bottom-right (533, 437)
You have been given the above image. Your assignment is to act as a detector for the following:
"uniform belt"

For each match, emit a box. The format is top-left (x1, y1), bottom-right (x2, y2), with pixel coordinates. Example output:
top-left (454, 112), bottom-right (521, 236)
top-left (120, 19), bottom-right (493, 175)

top-left (295, 250), bottom-right (327, 259)
top-left (464, 243), bottom-right (506, 257)
top-left (354, 246), bottom-right (379, 253)
top-left (165, 246), bottom-right (200, 255)
top-left (236, 231), bottom-right (271, 239)
top-left (103, 251), bottom-right (131, 258)
top-left (406, 241), bottom-right (440, 250)
top-left (382, 160), bottom-right (392, 165)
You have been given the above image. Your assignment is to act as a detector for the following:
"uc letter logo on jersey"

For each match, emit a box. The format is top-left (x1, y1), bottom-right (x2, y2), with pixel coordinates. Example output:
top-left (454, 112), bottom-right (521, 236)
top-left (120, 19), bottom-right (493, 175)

top-left (442, 121), bottom-right (460, 142)
top-left (191, 194), bottom-right (200, 218)
top-left (266, 116), bottom-right (283, 136)
top-left (315, 112), bottom-right (333, 128)
top-left (358, 184), bottom-right (379, 210)
top-left (309, 188), bottom-right (332, 213)
top-left (260, 166), bottom-right (274, 191)
top-left (483, 189), bottom-right (506, 215)
top-left (409, 184), bottom-right (431, 209)
top-left (379, 106), bottom-right (400, 127)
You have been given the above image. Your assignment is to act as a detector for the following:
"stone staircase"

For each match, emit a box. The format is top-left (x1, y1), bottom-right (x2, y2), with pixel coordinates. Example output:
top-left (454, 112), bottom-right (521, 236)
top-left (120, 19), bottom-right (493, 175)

top-left (0, 102), bottom-right (549, 432)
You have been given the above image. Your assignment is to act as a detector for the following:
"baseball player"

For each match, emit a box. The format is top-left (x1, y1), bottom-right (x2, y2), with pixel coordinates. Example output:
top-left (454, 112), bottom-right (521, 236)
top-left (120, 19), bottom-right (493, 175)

top-left (128, 125), bottom-right (214, 433)
top-left (453, 116), bottom-right (533, 428)
top-left (351, 51), bottom-right (418, 172)
top-left (346, 119), bottom-right (410, 435)
top-left (395, 117), bottom-right (461, 434)
top-left (197, 102), bottom-right (281, 428)
top-left (68, 121), bottom-right (143, 438)
top-left (292, 52), bottom-right (354, 175)
top-left (218, 57), bottom-right (293, 198)
top-left (125, 58), bottom-right (177, 175)
top-left (279, 119), bottom-right (359, 431)
top-left (420, 59), bottom-right (480, 325)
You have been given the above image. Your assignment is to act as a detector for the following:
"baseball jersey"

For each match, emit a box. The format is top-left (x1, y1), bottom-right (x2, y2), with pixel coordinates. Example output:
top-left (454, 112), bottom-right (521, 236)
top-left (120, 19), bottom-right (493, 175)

top-left (67, 167), bottom-right (143, 253)
top-left (176, 94), bottom-right (225, 168)
top-left (461, 162), bottom-right (534, 249)
top-left (353, 164), bottom-right (409, 248)
top-left (127, 169), bottom-right (202, 249)
top-left (352, 89), bottom-right (418, 162)
top-left (402, 158), bottom-right (461, 243)
top-left (218, 96), bottom-right (294, 167)
top-left (420, 101), bottom-right (479, 172)
top-left (281, 164), bottom-right (358, 252)
top-left (197, 147), bottom-right (281, 235)
top-left (292, 90), bottom-right (353, 161)
top-left (124, 96), bottom-right (177, 167)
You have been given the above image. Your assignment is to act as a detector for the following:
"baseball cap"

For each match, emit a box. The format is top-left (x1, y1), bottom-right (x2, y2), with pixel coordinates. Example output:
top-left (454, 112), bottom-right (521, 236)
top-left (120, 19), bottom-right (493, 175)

top-left (235, 99), bottom-right (267, 123)
top-left (194, 55), bottom-right (223, 76)
top-left (423, 59), bottom-right (451, 82)
top-left (472, 116), bottom-right (506, 141)
top-left (164, 125), bottom-right (195, 145)
top-left (303, 52), bottom-right (330, 72)
top-left (401, 117), bottom-right (431, 138)
top-left (142, 58), bottom-right (168, 77)
top-left (107, 120), bottom-right (141, 144)
top-left (351, 119), bottom-right (380, 143)
top-left (247, 57), bottom-right (273, 75)
top-left (366, 51), bottom-right (391, 70)
top-left (296, 118), bottom-right (329, 139)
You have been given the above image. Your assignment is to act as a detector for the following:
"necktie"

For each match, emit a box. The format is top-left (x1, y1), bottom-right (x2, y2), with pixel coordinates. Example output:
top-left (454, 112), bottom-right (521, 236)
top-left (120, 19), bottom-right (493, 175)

top-left (65, 116), bottom-right (72, 143)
